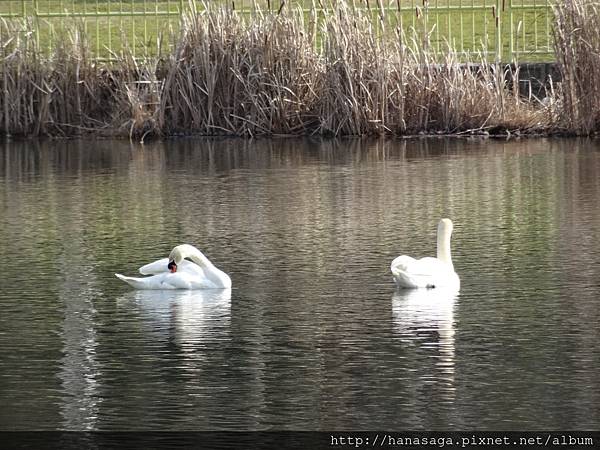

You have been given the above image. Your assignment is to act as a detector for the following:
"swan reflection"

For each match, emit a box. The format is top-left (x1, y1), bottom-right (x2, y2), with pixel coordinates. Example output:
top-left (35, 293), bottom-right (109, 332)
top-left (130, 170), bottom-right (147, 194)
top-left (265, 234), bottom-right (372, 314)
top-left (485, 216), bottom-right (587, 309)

top-left (392, 288), bottom-right (458, 349)
top-left (117, 289), bottom-right (232, 347)
top-left (392, 288), bottom-right (458, 400)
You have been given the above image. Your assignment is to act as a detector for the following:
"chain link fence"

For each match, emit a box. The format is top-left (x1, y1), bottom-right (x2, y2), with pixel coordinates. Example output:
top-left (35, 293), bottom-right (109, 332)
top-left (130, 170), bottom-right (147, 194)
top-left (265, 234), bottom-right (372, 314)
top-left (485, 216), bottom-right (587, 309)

top-left (0, 1), bottom-right (554, 61)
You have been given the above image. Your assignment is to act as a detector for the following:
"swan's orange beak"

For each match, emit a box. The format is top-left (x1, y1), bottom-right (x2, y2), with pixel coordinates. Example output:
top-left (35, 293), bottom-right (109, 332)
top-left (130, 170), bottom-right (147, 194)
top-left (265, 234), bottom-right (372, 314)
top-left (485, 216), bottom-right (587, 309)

top-left (170, 266), bottom-right (177, 273)
top-left (168, 260), bottom-right (177, 273)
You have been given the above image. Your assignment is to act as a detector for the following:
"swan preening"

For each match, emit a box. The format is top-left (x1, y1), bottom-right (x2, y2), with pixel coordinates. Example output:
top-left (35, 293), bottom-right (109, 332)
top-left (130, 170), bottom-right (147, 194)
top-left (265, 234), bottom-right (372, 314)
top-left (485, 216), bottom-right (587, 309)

top-left (391, 218), bottom-right (460, 289)
top-left (115, 244), bottom-right (231, 290)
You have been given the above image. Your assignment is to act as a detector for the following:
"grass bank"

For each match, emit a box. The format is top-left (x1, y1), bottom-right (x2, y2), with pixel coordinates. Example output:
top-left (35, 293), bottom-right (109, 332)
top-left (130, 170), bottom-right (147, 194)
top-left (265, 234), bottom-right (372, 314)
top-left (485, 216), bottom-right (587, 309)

top-left (0, 2), bottom-right (591, 139)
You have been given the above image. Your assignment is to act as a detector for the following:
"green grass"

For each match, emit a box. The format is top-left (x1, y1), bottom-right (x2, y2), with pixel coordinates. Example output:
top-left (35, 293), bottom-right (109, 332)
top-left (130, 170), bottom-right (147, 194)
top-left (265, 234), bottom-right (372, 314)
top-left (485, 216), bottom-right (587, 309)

top-left (0, 0), bottom-right (555, 61)
top-left (1, 1), bottom-right (184, 59)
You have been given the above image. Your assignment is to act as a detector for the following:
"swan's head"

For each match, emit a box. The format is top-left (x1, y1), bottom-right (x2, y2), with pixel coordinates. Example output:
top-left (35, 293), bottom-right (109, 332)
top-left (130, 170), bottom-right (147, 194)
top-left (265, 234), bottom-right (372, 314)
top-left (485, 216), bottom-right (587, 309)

top-left (167, 260), bottom-right (177, 273)
top-left (168, 244), bottom-right (199, 262)
top-left (168, 245), bottom-right (186, 265)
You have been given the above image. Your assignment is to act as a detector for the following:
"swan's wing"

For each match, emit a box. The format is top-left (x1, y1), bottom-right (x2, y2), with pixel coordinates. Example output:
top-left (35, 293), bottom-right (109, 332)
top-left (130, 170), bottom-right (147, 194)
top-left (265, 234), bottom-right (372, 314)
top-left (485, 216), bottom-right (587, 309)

top-left (115, 273), bottom-right (194, 290)
top-left (139, 258), bottom-right (204, 276)
top-left (116, 273), bottom-right (177, 289)
top-left (392, 256), bottom-right (449, 274)
top-left (391, 255), bottom-right (417, 272)
top-left (391, 256), bottom-right (455, 288)
top-left (391, 255), bottom-right (423, 288)
top-left (139, 258), bottom-right (170, 275)
top-left (178, 260), bottom-right (206, 277)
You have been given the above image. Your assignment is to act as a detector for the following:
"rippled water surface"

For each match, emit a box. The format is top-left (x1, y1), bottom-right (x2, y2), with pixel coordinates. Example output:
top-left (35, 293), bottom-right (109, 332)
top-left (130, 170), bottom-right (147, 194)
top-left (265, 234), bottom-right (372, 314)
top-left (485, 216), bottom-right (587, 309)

top-left (1, 138), bottom-right (599, 431)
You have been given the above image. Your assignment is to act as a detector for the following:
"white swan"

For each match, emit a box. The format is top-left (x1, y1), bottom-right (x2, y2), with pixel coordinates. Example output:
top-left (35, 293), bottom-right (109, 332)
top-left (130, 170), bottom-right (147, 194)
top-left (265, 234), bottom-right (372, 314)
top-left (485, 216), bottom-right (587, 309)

top-left (115, 244), bottom-right (232, 290)
top-left (390, 218), bottom-right (460, 289)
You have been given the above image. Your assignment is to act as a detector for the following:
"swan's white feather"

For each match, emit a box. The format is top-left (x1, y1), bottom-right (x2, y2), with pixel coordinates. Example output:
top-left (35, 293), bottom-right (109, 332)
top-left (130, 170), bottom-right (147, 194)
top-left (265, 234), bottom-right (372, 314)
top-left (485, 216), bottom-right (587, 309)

top-left (115, 271), bottom-right (219, 290)
top-left (115, 273), bottom-right (182, 290)
top-left (139, 258), bottom-right (204, 276)
top-left (391, 256), bottom-right (458, 288)
top-left (139, 257), bottom-right (169, 275)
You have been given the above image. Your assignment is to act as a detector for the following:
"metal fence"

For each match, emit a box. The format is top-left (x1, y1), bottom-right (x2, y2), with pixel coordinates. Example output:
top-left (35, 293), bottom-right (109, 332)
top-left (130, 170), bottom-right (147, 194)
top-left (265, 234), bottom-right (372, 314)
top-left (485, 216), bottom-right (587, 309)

top-left (0, 1), bottom-right (555, 61)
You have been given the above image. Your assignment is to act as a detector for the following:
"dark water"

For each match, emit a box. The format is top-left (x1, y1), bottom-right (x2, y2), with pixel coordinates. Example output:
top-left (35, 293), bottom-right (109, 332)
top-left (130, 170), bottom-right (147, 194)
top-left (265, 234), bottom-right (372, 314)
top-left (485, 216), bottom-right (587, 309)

top-left (0, 137), bottom-right (599, 431)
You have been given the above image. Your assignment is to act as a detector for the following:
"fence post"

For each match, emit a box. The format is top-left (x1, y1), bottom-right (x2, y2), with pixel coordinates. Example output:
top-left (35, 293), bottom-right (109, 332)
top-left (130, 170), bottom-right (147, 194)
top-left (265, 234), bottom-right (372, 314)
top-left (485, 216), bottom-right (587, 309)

top-left (509, 0), bottom-right (515, 62)
top-left (33, 0), bottom-right (39, 50)
top-left (507, 0), bottom-right (513, 62)
top-left (495, 0), bottom-right (502, 62)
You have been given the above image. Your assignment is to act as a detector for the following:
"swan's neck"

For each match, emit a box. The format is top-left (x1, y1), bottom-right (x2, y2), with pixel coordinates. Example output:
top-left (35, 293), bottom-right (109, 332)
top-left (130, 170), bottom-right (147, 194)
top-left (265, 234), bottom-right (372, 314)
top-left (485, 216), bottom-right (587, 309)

top-left (169, 244), bottom-right (231, 288)
top-left (187, 249), bottom-right (213, 268)
top-left (170, 244), bottom-right (213, 268)
top-left (190, 252), bottom-right (213, 268)
top-left (188, 248), bottom-right (232, 288)
top-left (436, 227), bottom-right (454, 269)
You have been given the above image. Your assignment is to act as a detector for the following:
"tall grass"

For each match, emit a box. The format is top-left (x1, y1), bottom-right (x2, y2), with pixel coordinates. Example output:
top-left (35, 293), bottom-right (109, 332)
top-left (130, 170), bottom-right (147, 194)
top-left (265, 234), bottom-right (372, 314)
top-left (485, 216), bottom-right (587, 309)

top-left (0, 18), bottom-right (162, 138)
top-left (316, 4), bottom-right (547, 136)
top-left (0, 4), bottom-right (563, 138)
top-left (158, 5), bottom-right (321, 136)
top-left (553, 0), bottom-right (600, 135)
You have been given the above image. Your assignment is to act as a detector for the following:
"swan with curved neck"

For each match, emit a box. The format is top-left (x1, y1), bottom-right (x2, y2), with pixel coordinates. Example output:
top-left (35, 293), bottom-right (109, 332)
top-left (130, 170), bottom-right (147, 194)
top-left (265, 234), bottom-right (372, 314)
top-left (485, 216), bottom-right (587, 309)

top-left (390, 218), bottom-right (460, 289)
top-left (115, 244), bottom-right (231, 290)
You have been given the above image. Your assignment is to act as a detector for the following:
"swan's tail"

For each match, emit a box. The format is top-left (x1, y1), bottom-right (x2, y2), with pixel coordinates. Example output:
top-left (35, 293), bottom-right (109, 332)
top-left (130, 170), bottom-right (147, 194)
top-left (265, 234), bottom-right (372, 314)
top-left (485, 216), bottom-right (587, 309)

top-left (115, 273), bottom-right (152, 290)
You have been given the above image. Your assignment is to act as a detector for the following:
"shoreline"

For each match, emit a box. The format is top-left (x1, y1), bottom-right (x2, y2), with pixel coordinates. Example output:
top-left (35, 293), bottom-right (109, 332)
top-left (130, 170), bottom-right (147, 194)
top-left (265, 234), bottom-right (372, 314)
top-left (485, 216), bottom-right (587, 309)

top-left (2, 129), bottom-right (591, 143)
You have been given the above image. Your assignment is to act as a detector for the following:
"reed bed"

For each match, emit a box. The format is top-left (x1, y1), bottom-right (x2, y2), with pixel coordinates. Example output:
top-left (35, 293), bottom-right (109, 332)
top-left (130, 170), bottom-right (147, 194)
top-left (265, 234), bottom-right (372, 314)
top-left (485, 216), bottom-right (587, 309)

top-left (316, 5), bottom-right (549, 136)
top-left (0, 4), bottom-right (571, 138)
top-left (158, 5), bottom-right (321, 136)
top-left (553, 0), bottom-right (600, 135)
top-left (0, 20), bottom-right (159, 138)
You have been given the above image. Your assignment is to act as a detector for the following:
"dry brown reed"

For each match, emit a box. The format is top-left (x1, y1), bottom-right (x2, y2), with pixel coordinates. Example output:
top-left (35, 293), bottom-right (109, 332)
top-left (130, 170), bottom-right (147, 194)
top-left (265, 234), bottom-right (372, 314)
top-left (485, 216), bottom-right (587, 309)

top-left (1, 21), bottom-right (110, 136)
top-left (553, 0), bottom-right (600, 135)
top-left (158, 4), bottom-right (321, 136)
top-left (0, 20), bottom-right (163, 139)
top-left (317, 4), bottom-right (550, 136)
top-left (0, 4), bottom-right (560, 138)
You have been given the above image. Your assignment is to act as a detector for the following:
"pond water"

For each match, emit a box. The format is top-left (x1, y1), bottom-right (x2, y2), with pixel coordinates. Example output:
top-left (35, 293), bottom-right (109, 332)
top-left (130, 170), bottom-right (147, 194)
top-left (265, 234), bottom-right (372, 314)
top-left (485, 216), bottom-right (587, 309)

top-left (0, 137), bottom-right (599, 431)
